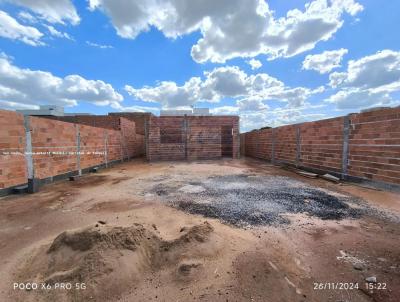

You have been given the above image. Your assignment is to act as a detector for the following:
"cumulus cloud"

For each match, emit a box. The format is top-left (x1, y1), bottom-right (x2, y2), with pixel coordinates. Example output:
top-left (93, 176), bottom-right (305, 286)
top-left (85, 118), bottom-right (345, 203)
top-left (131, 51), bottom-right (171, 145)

top-left (237, 97), bottom-right (268, 111)
top-left (125, 65), bottom-right (323, 109)
top-left (0, 54), bottom-right (123, 109)
top-left (302, 48), bottom-right (348, 73)
top-left (247, 58), bottom-right (263, 70)
top-left (88, 0), bottom-right (362, 63)
top-left (0, 10), bottom-right (43, 46)
top-left (6, 0), bottom-right (80, 25)
top-left (327, 50), bottom-right (400, 109)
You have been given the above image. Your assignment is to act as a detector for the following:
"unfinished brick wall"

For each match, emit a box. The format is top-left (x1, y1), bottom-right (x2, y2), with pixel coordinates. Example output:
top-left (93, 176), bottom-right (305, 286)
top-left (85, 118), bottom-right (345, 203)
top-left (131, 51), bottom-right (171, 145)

top-left (30, 117), bottom-right (79, 179)
top-left (242, 107), bottom-right (400, 186)
top-left (148, 116), bottom-right (186, 161)
top-left (275, 125), bottom-right (297, 165)
top-left (134, 134), bottom-right (146, 157)
top-left (0, 110), bottom-right (145, 192)
top-left (79, 124), bottom-right (108, 170)
top-left (120, 117), bottom-right (140, 158)
top-left (188, 116), bottom-right (239, 160)
top-left (29, 117), bottom-right (137, 178)
top-left (300, 117), bottom-right (344, 174)
top-left (43, 115), bottom-right (122, 130)
top-left (243, 129), bottom-right (273, 160)
top-left (147, 115), bottom-right (239, 161)
top-left (108, 112), bottom-right (152, 135)
top-left (0, 110), bottom-right (27, 189)
top-left (348, 108), bottom-right (400, 184)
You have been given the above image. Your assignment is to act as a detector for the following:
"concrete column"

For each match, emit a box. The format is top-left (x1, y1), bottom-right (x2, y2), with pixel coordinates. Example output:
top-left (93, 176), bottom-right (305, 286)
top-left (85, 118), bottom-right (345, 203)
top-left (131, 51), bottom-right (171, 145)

top-left (23, 116), bottom-right (39, 193)
top-left (341, 115), bottom-right (351, 180)
top-left (76, 124), bottom-right (81, 176)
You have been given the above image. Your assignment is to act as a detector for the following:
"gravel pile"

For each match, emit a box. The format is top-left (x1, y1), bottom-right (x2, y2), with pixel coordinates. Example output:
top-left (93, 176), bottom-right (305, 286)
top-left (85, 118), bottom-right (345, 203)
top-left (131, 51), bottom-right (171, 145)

top-left (151, 174), bottom-right (365, 227)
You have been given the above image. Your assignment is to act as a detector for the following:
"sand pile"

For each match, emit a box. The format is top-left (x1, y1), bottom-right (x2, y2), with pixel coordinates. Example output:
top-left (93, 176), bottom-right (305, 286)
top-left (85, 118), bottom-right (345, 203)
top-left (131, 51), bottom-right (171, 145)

top-left (15, 222), bottom-right (216, 302)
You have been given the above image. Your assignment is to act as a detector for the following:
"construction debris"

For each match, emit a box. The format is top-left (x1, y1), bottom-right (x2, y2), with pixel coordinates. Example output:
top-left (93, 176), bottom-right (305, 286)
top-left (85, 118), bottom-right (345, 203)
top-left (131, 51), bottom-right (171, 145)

top-left (321, 174), bottom-right (340, 183)
top-left (296, 171), bottom-right (318, 179)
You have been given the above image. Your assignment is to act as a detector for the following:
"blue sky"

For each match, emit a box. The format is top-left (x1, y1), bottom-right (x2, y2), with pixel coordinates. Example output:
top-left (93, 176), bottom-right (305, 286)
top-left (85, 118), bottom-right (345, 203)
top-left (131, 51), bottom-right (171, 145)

top-left (0, 0), bottom-right (399, 131)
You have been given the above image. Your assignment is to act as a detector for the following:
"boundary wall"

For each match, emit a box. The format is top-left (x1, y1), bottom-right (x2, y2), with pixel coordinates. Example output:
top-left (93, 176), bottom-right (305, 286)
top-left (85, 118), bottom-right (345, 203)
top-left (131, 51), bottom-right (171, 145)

top-left (241, 108), bottom-right (400, 188)
top-left (0, 110), bottom-right (144, 195)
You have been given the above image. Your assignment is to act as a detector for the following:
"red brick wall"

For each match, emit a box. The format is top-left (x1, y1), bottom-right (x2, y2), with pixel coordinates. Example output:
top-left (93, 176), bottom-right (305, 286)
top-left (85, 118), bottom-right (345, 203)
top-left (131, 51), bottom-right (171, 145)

top-left (188, 116), bottom-right (239, 160)
top-left (243, 129), bottom-right (273, 160)
top-left (134, 134), bottom-right (145, 157)
top-left (147, 116), bottom-right (240, 161)
top-left (108, 112), bottom-right (152, 135)
top-left (147, 116), bottom-right (186, 161)
top-left (0, 110), bottom-right (27, 188)
top-left (275, 125), bottom-right (297, 165)
top-left (0, 110), bottom-right (144, 191)
top-left (79, 124), bottom-right (108, 170)
top-left (30, 117), bottom-right (78, 179)
top-left (300, 117), bottom-right (344, 173)
top-left (43, 115), bottom-right (122, 130)
top-left (120, 117), bottom-right (136, 158)
top-left (348, 108), bottom-right (400, 184)
top-left (242, 107), bottom-right (400, 185)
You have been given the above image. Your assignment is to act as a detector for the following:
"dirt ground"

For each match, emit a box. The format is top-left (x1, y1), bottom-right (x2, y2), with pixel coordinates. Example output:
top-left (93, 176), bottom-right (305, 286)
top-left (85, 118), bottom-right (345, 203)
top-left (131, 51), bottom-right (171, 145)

top-left (0, 158), bottom-right (399, 302)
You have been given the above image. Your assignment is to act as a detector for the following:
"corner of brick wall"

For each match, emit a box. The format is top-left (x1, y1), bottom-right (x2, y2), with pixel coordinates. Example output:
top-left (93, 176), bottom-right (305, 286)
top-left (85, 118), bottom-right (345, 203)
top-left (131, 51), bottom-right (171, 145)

top-left (0, 110), bottom-right (145, 191)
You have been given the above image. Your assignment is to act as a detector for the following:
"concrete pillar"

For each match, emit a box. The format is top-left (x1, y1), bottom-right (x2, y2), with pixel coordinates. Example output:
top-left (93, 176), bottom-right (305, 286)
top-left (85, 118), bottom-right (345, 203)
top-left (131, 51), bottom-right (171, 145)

top-left (23, 116), bottom-right (39, 193)
top-left (341, 115), bottom-right (351, 180)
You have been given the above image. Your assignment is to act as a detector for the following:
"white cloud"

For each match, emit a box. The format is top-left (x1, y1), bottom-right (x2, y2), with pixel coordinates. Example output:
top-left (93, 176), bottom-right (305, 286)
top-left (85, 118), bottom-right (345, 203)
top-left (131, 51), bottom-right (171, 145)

top-left (125, 77), bottom-right (203, 108)
top-left (238, 105), bottom-right (326, 131)
top-left (302, 48), bottom-right (348, 73)
top-left (210, 106), bottom-right (239, 115)
top-left (237, 97), bottom-right (268, 111)
top-left (88, 0), bottom-right (362, 63)
top-left (327, 50), bottom-right (400, 109)
top-left (329, 50), bottom-right (400, 91)
top-left (0, 10), bottom-right (43, 46)
top-left (17, 11), bottom-right (38, 23)
top-left (247, 58), bottom-right (263, 70)
top-left (45, 25), bottom-right (73, 40)
top-left (125, 65), bottom-right (323, 109)
top-left (0, 54), bottom-right (123, 109)
top-left (86, 41), bottom-right (114, 49)
top-left (326, 89), bottom-right (394, 110)
top-left (6, 0), bottom-right (80, 25)
top-left (111, 103), bottom-right (160, 114)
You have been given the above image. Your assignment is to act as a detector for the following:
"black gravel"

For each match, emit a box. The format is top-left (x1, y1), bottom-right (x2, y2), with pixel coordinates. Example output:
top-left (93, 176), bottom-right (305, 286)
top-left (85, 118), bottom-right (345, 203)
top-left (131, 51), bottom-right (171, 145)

top-left (150, 174), bottom-right (366, 227)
